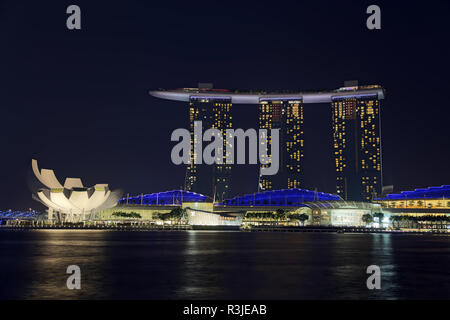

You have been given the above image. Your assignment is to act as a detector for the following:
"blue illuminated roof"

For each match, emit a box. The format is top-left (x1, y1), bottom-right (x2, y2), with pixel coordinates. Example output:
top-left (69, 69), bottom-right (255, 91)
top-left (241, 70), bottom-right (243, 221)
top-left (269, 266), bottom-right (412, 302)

top-left (0, 210), bottom-right (42, 219)
top-left (220, 188), bottom-right (340, 207)
top-left (375, 185), bottom-right (450, 201)
top-left (119, 190), bottom-right (209, 205)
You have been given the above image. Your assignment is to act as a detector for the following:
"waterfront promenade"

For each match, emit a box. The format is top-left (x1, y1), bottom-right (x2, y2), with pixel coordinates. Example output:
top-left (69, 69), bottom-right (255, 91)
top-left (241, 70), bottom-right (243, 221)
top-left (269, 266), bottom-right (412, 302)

top-left (1, 224), bottom-right (448, 234)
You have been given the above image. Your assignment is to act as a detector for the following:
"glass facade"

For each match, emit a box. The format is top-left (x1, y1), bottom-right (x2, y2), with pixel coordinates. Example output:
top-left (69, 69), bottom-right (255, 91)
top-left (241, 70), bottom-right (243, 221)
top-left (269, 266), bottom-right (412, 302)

top-left (332, 94), bottom-right (382, 201)
top-left (375, 185), bottom-right (450, 209)
top-left (185, 97), bottom-right (232, 201)
top-left (258, 99), bottom-right (304, 191)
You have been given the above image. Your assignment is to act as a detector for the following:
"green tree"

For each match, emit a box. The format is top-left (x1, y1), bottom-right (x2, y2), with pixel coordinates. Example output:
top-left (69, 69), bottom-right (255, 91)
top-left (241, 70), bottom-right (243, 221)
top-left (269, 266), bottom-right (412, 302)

top-left (289, 213), bottom-right (309, 226)
top-left (391, 215), bottom-right (402, 229)
top-left (168, 207), bottom-right (187, 224)
top-left (112, 211), bottom-right (142, 219)
top-left (362, 213), bottom-right (373, 226)
top-left (297, 213), bottom-right (309, 226)
top-left (275, 209), bottom-right (287, 221)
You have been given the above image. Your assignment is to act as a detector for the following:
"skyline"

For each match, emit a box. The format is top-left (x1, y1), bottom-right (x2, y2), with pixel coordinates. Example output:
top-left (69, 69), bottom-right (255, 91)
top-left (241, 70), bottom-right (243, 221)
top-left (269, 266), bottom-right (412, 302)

top-left (2, 1), bottom-right (450, 209)
top-left (0, 1), bottom-right (449, 304)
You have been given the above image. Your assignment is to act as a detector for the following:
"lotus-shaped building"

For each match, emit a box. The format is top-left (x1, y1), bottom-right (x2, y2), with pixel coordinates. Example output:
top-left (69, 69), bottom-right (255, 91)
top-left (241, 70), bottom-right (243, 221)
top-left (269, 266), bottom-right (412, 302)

top-left (31, 159), bottom-right (122, 222)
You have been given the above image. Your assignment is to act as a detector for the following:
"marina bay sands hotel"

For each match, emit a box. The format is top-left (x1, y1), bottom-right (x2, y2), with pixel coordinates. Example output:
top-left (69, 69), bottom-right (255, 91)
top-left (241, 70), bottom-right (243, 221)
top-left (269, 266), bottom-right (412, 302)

top-left (150, 81), bottom-right (385, 202)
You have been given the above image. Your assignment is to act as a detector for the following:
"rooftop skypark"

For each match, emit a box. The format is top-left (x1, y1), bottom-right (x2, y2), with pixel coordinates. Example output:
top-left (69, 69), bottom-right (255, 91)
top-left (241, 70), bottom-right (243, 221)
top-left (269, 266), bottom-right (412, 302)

top-left (150, 84), bottom-right (385, 104)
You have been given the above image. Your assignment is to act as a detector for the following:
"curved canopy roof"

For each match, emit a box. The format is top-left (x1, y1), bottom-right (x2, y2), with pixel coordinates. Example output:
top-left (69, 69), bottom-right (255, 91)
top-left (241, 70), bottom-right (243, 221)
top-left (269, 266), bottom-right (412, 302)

top-left (220, 188), bottom-right (341, 207)
top-left (119, 190), bottom-right (209, 205)
top-left (0, 209), bottom-right (42, 220)
top-left (375, 185), bottom-right (450, 200)
top-left (303, 201), bottom-right (381, 210)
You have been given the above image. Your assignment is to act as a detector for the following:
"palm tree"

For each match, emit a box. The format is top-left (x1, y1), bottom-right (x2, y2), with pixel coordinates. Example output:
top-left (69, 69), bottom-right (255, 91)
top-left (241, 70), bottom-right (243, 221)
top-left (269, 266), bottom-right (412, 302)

top-left (298, 213), bottom-right (309, 226)
top-left (169, 207), bottom-right (187, 224)
top-left (391, 215), bottom-right (401, 229)
top-left (276, 209), bottom-right (287, 221)
top-left (362, 213), bottom-right (373, 226)
top-left (403, 215), bottom-right (415, 228)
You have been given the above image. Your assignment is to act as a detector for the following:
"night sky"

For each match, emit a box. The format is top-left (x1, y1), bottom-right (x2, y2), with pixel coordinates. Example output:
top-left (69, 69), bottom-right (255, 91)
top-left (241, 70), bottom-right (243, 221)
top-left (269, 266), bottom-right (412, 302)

top-left (1, 0), bottom-right (450, 210)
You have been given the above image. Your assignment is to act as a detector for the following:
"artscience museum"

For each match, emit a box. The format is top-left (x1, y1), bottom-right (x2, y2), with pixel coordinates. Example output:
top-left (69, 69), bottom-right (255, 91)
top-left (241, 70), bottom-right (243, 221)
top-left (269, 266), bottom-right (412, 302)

top-left (31, 159), bottom-right (122, 222)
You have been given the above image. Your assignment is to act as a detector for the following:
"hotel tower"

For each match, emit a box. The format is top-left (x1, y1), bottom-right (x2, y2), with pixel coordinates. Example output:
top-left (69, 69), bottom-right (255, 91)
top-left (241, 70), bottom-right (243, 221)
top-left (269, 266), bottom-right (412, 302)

top-left (331, 83), bottom-right (383, 201)
top-left (258, 99), bottom-right (304, 191)
top-left (150, 81), bottom-right (384, 202)
top-left (185, 84), bottom-right (233, 201)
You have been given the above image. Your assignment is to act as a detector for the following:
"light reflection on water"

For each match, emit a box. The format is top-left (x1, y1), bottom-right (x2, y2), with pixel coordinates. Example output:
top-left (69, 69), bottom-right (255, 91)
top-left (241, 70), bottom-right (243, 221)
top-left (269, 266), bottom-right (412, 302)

top-left (0, 230), bottom-right (448, 299)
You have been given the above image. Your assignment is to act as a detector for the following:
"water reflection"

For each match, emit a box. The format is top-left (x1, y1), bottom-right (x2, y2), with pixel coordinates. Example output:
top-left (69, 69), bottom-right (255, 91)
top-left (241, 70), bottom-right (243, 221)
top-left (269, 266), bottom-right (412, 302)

top-left (0, 230), bottom-right (448, 299)
top-left (0, 230), bottom-right (110, 299)
top-left (368, 234), bottom-right (399, 299)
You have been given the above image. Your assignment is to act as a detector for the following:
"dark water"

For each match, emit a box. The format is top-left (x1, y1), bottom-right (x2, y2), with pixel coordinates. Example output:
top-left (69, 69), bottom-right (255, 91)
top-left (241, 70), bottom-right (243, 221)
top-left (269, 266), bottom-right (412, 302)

top-left (0, 230), bottom-right (448, 300)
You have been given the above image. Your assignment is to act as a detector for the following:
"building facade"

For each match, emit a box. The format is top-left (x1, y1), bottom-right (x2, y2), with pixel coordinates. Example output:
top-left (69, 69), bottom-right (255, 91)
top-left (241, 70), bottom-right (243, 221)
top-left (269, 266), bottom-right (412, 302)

top-left (332, 89), bottom-right (382, 201)
top-left (374, 185), bottom-right (450, 209)
top-left (185, 96), bottom-right (233, 201)
top-left (258, 99), bottom-right (304, 191)
top-left (374, 185), bottom-right (450, 231)
top-left (99, 190), bottom-right (386, 229)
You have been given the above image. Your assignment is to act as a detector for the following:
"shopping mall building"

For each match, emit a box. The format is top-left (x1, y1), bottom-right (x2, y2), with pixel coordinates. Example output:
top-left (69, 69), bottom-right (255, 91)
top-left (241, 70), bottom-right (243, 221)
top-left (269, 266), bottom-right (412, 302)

top-left (97, 189), bottom-right (385, 228)
top-left (94, 185), bottom-right (450, 231)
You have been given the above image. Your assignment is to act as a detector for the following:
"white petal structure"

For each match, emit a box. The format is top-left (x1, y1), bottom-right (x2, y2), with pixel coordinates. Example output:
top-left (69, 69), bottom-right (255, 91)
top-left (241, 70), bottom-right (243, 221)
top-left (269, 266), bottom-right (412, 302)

top-left (64, 178), bottom-right (84, 189)
top-left (32, 159), bottom-right (63, 189)
top-left (31, 159), bottom-right (122, 221)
